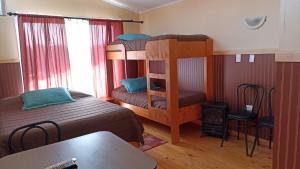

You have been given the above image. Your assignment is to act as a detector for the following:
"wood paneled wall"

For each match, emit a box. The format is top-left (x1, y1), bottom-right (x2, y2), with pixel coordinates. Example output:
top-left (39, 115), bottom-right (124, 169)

top-left (148, 58), bottom-right (205, 92)
top-left (0, 63), bottom-right (23, 99)
top-left (214, 54), bottom-right (277, 138)
top-left (273, 62), bottom-right (300, 169)
top-left (145, 54), bottom-right (277, 138)
top-left (177, 58), bottom-right (205, 92)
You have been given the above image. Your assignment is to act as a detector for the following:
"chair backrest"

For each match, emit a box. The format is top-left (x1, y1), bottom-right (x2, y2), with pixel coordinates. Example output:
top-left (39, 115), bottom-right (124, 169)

top-left (236, 83), bottom-right (265, 114)
top-left (268, 87), bottom-right (275, 117)
top-left (8, 120), bottom-right (61, 154)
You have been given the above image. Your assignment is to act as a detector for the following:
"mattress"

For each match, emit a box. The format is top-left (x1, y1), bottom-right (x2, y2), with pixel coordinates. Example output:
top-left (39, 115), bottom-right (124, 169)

top-left (109, 34), bottom-right (209, 51)
top-left (110, 39), bottom-right (148, 51)
top-left (111, 87), bottom-right (206, 109)
top-left (0, 91), bottom-right (144, 157)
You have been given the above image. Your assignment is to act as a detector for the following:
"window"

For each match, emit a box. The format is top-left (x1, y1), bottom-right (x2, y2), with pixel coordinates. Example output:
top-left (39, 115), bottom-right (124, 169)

top-left (0, 0), bottom-right (6, 16)
top-left (65, 19), bottom-right (94, 96)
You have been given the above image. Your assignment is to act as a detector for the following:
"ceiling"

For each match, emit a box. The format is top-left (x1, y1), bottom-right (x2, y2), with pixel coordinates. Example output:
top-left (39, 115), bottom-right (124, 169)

top-left (103, 0), bottom-right (182, 13)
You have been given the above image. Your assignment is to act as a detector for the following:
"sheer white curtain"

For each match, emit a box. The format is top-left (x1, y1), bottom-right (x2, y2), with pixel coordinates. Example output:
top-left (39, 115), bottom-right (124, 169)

top-left (65, 19), bottom-right (94, 96)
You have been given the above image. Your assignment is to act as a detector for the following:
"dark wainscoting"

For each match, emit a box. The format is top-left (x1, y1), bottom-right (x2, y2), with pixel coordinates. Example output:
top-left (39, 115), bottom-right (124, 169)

top-left (273, 62), bottom-right (300, 169)
top-left (147, 54), bottom-right (277, 138)
top-left (214, 54), bottom-right (277, 138)
top-left (148, 58), bottom-right (205, 92)
top-left (177, 58), bottom-right (205, 92)
top-left (147, 54), bottom-right (276, 138)
top-left (0, 62), bottom-right (23, 99)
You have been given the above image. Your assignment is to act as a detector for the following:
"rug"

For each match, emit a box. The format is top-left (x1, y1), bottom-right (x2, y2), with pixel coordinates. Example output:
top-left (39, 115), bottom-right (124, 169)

top-left (140, 133), bottom-right (167, 152)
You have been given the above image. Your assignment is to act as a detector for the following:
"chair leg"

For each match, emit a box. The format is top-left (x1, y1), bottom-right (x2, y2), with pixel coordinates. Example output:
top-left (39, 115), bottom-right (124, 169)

top-left (220, 118), bottom-right (229, 147)
top-left (237, 121), bottom-right (240, 140)
top-left (269, 128), bottom-right (273, 149)
top-left (255, 120), bottom-right (260, 146)
top-left (250, 124), bottom-right (260, 157)
top-left (244, 121), bottom-right (249, 156)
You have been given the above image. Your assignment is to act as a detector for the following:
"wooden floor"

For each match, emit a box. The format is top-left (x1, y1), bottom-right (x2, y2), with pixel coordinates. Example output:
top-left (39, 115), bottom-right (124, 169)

top-left (141, 118), bottom-right (272, 169)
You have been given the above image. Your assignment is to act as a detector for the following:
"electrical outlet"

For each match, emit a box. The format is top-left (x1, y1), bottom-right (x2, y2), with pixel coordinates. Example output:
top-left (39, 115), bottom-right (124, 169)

top-left (246, 105), bottom-right (253, 112)
top-left (249, 54), bottom-right (255, 63)
top-left (236, 54), bottom-right (242, 63)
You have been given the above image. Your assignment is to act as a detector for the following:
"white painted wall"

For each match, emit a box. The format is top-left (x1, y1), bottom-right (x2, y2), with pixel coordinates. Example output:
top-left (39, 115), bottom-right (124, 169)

top-left (0, 0), bottom-right (140, 61)
top-left (140, 0), bottom-right (281, 53)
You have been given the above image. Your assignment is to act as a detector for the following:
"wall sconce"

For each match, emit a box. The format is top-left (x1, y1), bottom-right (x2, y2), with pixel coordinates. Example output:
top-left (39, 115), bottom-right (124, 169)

top-left (244, 16), bottom-right (267, 30)
top-left (0, 0), bottom-right (6, 16)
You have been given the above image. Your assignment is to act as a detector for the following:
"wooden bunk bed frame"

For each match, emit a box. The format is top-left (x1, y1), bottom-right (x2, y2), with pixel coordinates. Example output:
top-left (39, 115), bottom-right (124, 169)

top-left (106, 38), bottom-right (215, 144)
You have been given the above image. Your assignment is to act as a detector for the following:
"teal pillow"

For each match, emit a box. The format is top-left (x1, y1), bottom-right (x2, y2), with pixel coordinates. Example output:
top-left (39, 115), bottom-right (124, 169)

top-left (121, 77), bottom-right (147, 93)
top-left (118, 34), bottom-right (151, 41)
top-left (21, 88), bottom-right (76, 110)
top-left (121, 77), bottom-right (158, 93)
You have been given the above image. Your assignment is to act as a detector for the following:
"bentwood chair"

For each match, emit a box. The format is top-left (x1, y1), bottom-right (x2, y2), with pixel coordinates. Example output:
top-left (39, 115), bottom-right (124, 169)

top-left (250, 87), bottom-right (275, 157)
top-left (8, 120), bottom-right (61, 154)
top-left (220, 83), bottom-right (265, 156)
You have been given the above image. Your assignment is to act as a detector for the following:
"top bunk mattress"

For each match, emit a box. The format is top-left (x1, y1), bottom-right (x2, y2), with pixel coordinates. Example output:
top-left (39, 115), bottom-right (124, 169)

top-left (111, 87), bottom-right (206, 109)
top-left (109, 34), bottom-right (209, 51)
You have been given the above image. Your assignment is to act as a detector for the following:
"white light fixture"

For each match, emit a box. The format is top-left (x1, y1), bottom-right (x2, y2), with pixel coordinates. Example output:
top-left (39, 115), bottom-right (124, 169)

top-left (244, 16), bottom-right (267, 30)
top-left (0, 0), bottom-right (6, 16)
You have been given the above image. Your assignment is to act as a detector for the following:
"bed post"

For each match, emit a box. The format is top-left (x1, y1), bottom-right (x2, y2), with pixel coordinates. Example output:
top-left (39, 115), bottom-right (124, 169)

top-left (167, 40), bottom-right (180, 144)
top-left (138, 60), bottom-right (146, 76)
top-left (204, 39), bottom-right (215, 101)
top-left (106, 60), bottom-right (114, 96)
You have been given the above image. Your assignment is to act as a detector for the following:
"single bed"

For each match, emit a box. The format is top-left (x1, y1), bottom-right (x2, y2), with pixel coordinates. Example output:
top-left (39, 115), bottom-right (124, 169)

top-left (112, 87), bottom-right (206, 110)
top-left (0, 91), bottom-right (144, 158)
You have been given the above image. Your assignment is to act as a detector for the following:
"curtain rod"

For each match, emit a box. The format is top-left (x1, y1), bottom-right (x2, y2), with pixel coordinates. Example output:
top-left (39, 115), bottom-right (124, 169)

top-left (7, 12), bottom-right (144, 24)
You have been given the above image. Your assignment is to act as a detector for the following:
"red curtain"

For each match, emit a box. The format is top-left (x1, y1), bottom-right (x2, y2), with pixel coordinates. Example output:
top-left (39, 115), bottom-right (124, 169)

top-left (18, 15), bottom-right (72, 91)
top-left (89, 20), bottom-right (124, 98)
top-left (110, 21), bottom-right (125, 88)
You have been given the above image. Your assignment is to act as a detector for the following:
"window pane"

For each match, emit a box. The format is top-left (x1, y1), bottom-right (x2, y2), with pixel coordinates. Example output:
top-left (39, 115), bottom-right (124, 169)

top-left (65, 19), bottom-right (94, 96)
top-left (0, 0), bottom-right (6, 16)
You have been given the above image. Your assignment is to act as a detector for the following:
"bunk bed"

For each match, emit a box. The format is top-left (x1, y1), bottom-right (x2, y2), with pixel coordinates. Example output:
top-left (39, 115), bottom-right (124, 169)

top-left (106, 35), bottom-right (215, 144)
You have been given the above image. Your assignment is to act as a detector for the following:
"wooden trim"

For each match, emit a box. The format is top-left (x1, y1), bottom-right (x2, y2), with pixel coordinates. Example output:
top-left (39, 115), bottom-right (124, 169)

top-left (148, 73), bottom-right (166, 79)
top-left (275, 52), bottom-right (300, 62)
top-left (106, 44), bottom-right (125, 60)
top-left (99, 97), bottom-right (115, 102)
top-left (113, 100), bottom-right (202, 137)
top-left (213, 48), bottom-right (278, 55)
top-left (204, 39), bottom-right (215, 101)
top-left (137, 60), bottom-right (145, 76)
top-left (0, 59), bottom-right (20, 64)
top-left (149, 90), bottom-right (167, 97)
top-left (114, 100), bottom-right (170, 125)
top-left (176, 41), bottom-right (207, 58)
top-left (167, 40), bottom-right (180, 144)
top-left (106, 44), bottom-right (146, 60)
top-left (178, 103), bottom-right (201, 124)
top-left (127, 51), bottom-right (146, 60)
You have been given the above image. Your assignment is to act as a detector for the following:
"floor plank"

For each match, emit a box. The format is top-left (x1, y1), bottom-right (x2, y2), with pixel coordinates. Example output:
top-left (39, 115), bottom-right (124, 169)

top-left (141, 118), bottom-right (272, 169)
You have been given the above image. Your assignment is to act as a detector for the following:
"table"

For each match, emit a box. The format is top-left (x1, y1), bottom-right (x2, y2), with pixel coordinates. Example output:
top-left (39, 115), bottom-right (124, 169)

top-left (0, 132), bottom-right (157, 169)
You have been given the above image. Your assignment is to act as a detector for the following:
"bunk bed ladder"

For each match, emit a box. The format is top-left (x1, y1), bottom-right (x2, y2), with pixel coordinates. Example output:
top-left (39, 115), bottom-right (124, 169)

top-left (146, 56), bottom-right (180, 144)
top-left (146, 58), bottom-right (167, 107)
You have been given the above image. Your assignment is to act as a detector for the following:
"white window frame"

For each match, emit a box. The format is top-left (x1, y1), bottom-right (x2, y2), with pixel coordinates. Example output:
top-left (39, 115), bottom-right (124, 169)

top-left (0, 0), bottom-right (6, 16)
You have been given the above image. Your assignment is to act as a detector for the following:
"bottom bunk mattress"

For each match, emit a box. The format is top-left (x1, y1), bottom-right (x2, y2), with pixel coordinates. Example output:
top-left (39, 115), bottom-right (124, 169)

top-left (0, 91), bottom-right (144, 158)
top-left (111, 87), bottom-right (206, 109)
